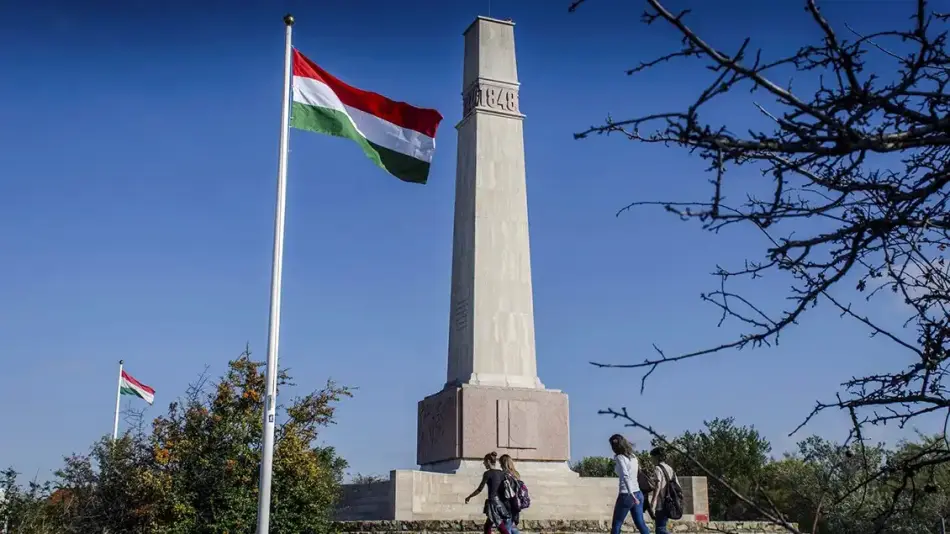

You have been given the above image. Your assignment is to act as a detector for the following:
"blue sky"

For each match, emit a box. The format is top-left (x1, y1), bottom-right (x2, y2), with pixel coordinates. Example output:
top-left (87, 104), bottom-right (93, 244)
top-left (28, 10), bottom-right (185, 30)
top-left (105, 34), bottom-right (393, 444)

top-left (1, 0), bottom-right (942, 481)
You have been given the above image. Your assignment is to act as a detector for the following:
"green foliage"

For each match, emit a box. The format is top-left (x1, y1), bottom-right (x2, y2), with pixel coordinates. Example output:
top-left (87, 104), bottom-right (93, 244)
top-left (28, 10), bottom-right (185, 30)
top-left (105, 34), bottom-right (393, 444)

top-left (570, 456), bottom-right (616, 477)
top-left (644, 419), bottom-right (950, 533)
top-left (0, 349), bottom-right (351, 534)
top-left (766, 436), bottom-right (950, 534)
top-left (0, 468), bottom-right (56, 533)
top-left (565, 416), bottom-right (948, 533)
top-left (658, 417), bottom-right (772, 520)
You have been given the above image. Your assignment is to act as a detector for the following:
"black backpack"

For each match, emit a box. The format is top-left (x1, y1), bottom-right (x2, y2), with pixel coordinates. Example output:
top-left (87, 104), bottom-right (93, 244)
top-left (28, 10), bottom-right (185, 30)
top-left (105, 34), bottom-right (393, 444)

top-left (658, 464), bottom-right (684, 520)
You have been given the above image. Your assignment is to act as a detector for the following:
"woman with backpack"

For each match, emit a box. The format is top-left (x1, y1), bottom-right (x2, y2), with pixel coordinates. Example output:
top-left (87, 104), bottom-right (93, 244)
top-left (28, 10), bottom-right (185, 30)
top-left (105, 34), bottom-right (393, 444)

top-left (464, 452), bottom-right (513, 534)
top-left (608, 434), bottom-right (651, 534)
top-left (499, 454), bottom-right (523, 533)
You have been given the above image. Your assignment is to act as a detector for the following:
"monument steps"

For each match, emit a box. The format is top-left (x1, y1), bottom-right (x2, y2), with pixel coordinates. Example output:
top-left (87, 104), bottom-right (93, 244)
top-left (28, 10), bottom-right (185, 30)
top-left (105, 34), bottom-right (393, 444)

top-left (337, 470), bottom-right (708, 521)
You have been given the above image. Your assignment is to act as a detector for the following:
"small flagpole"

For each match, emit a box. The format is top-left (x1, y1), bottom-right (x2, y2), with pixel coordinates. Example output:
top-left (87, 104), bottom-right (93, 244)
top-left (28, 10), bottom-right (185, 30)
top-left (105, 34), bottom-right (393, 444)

top-left (255, 13), bottom-right (295, 534)
top-left (113, 359), bottom-right (124, 441)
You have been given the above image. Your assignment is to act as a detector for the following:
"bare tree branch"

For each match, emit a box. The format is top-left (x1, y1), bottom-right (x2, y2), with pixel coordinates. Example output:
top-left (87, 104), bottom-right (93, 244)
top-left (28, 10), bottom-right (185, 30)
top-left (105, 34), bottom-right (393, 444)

top-left (571, 0), bottom-right (950, 530)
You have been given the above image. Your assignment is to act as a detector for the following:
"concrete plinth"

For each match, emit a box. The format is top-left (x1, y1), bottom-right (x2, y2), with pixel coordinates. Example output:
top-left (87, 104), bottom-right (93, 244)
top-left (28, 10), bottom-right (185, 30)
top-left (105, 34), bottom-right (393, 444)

top-left (336, 472), bottom-right (710, 522)
top-left (417, 385), bottom-right (570, 468)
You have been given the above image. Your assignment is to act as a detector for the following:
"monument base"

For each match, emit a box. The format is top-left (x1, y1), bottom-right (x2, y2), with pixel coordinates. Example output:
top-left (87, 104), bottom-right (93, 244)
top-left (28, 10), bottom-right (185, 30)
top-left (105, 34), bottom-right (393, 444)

top-left (335, 470), bottom-right (709, 522)
top-left (417, 384), bottom-right (571, 467)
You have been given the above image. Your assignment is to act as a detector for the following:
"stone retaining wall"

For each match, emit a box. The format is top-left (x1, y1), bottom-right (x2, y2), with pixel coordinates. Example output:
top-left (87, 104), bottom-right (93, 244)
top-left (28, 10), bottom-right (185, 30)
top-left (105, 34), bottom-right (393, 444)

top-left (336, 472), bottom-right (709, 521)
top-left (332, 519), bottom-right (792, 534)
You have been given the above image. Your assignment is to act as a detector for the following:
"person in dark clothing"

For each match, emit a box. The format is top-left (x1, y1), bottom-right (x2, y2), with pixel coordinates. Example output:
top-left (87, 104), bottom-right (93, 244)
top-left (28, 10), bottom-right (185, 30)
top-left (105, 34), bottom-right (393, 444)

top-left (649, 447), bottom-right (677, 534)
top-left (465, 452), bottom-right (512, 534)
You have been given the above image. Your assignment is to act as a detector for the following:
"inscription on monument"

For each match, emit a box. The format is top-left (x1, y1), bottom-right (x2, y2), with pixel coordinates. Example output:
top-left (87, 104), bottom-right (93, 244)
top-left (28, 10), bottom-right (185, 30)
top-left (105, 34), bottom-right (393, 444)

top-left (453, 297), bottom-right (469, 332)
top-left (418, 391), bottom-right (457, 462)
top-left (463, 82), bottom-right (520, 117)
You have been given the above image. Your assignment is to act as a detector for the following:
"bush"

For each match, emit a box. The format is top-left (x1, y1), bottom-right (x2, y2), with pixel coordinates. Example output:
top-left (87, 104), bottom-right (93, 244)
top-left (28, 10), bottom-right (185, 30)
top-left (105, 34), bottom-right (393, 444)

top-left (0, 349), bottom-right (351, 534)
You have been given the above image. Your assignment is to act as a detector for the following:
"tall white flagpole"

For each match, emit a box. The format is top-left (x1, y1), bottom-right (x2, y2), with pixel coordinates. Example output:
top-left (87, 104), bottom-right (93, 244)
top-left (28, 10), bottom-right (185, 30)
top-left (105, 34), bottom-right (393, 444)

top-left (255, 13), bottom-right (295, 534)
top-left (113, 359), bottom-right (124, 441)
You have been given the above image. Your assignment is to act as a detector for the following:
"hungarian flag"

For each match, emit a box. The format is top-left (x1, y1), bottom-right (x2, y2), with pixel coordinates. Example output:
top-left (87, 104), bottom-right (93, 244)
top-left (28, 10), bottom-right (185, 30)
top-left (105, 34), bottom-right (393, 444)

top-left (290, 49), bottom-right (443, 184)
top-left (120, 370), bottom-right (155, 405)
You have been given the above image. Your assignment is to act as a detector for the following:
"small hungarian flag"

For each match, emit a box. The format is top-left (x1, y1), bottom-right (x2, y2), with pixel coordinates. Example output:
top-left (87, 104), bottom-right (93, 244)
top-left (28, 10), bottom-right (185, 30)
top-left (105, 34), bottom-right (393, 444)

top-left (120, 370), bottom-right (155, 405)
top-left (290, 49), bottom-right (443, 185)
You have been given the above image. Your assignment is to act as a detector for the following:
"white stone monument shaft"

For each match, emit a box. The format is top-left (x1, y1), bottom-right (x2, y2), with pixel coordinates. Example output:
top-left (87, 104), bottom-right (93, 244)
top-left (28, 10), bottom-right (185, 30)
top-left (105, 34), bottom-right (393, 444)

top-left (446, 16), bottom-right (543, 390)
top-left (417, 16), bottom-right (570, 473)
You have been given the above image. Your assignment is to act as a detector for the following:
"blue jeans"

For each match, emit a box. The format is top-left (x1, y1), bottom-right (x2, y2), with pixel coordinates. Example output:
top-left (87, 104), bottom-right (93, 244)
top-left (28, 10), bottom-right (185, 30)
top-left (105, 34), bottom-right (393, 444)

top-left (611, 492), bottom-right (651, 534)
top-left (654, 508), bottom-right (669, 534)
top-left (505, 519), bottom-right (521, 534)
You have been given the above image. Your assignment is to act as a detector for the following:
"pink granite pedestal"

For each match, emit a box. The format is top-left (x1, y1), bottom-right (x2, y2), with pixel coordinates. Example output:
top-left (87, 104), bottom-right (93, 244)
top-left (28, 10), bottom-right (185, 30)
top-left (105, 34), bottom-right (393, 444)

top-left (417, 384), bottom-right (571, 470)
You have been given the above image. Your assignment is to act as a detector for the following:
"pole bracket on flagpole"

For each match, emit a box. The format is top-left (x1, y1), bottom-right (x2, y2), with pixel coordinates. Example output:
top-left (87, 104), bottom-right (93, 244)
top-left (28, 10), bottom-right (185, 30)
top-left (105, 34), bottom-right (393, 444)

top-left (284, 14), bottom-right (295, 26)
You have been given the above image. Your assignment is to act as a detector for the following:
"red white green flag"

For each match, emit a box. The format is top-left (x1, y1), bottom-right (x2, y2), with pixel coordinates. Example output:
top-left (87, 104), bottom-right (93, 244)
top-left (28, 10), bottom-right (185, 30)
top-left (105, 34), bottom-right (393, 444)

top-left (120, 370), bottom-right (155, 405)
top-left (290, 49), bottom-right (443, 185)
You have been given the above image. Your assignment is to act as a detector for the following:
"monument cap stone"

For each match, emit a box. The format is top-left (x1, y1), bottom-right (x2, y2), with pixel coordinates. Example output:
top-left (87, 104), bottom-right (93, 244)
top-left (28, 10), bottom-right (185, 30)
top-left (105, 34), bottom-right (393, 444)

top-left (462, 17), bottom-right (518, 94)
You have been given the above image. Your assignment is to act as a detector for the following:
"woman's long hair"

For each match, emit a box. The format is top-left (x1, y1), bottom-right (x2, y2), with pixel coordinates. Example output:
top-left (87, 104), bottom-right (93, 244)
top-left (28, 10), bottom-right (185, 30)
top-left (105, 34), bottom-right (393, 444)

top-left (499, 454), bottom-right (520, 480)
top-left (609, 434), bottom-right (635, 458)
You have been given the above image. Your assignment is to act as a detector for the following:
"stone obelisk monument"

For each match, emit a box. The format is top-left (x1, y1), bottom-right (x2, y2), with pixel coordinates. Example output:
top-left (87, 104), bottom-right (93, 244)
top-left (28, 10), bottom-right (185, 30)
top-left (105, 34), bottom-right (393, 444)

top-left (417, 16), bottom-right (572, 475)
top-left (334, 17), bottom-right (709, 523)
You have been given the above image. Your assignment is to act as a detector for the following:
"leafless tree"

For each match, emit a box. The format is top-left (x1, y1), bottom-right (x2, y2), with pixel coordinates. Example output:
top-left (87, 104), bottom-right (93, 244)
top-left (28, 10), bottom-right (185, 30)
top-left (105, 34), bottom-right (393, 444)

top-left (569, 0), bottom-right (950, 531)
top-left (120, 402), bottom-right (147, 436)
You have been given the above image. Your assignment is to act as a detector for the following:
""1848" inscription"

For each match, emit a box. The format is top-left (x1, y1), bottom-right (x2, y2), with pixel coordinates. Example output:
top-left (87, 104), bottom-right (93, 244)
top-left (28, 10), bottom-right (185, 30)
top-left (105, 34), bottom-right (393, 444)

top-left (463, 82), bottom-right (520, 117)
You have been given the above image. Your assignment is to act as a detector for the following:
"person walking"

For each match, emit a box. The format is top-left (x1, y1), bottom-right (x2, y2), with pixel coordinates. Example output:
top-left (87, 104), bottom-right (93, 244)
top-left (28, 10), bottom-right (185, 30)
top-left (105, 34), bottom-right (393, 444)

top-left (499, 454), bottom-right (522, 534)
top-left (465, 452), bottom-right (512, 534)
top-left (649, 447), bottom-right (678, 534)
top-left (608, 434), bottom-right (651, 534)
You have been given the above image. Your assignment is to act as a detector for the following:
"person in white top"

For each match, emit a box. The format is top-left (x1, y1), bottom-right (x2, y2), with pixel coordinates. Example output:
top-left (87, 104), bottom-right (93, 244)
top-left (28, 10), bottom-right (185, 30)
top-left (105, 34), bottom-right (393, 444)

top-left (608, 434), bottom-right (651, 534)
top-left (649, 447), bottom-right (677, 534)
